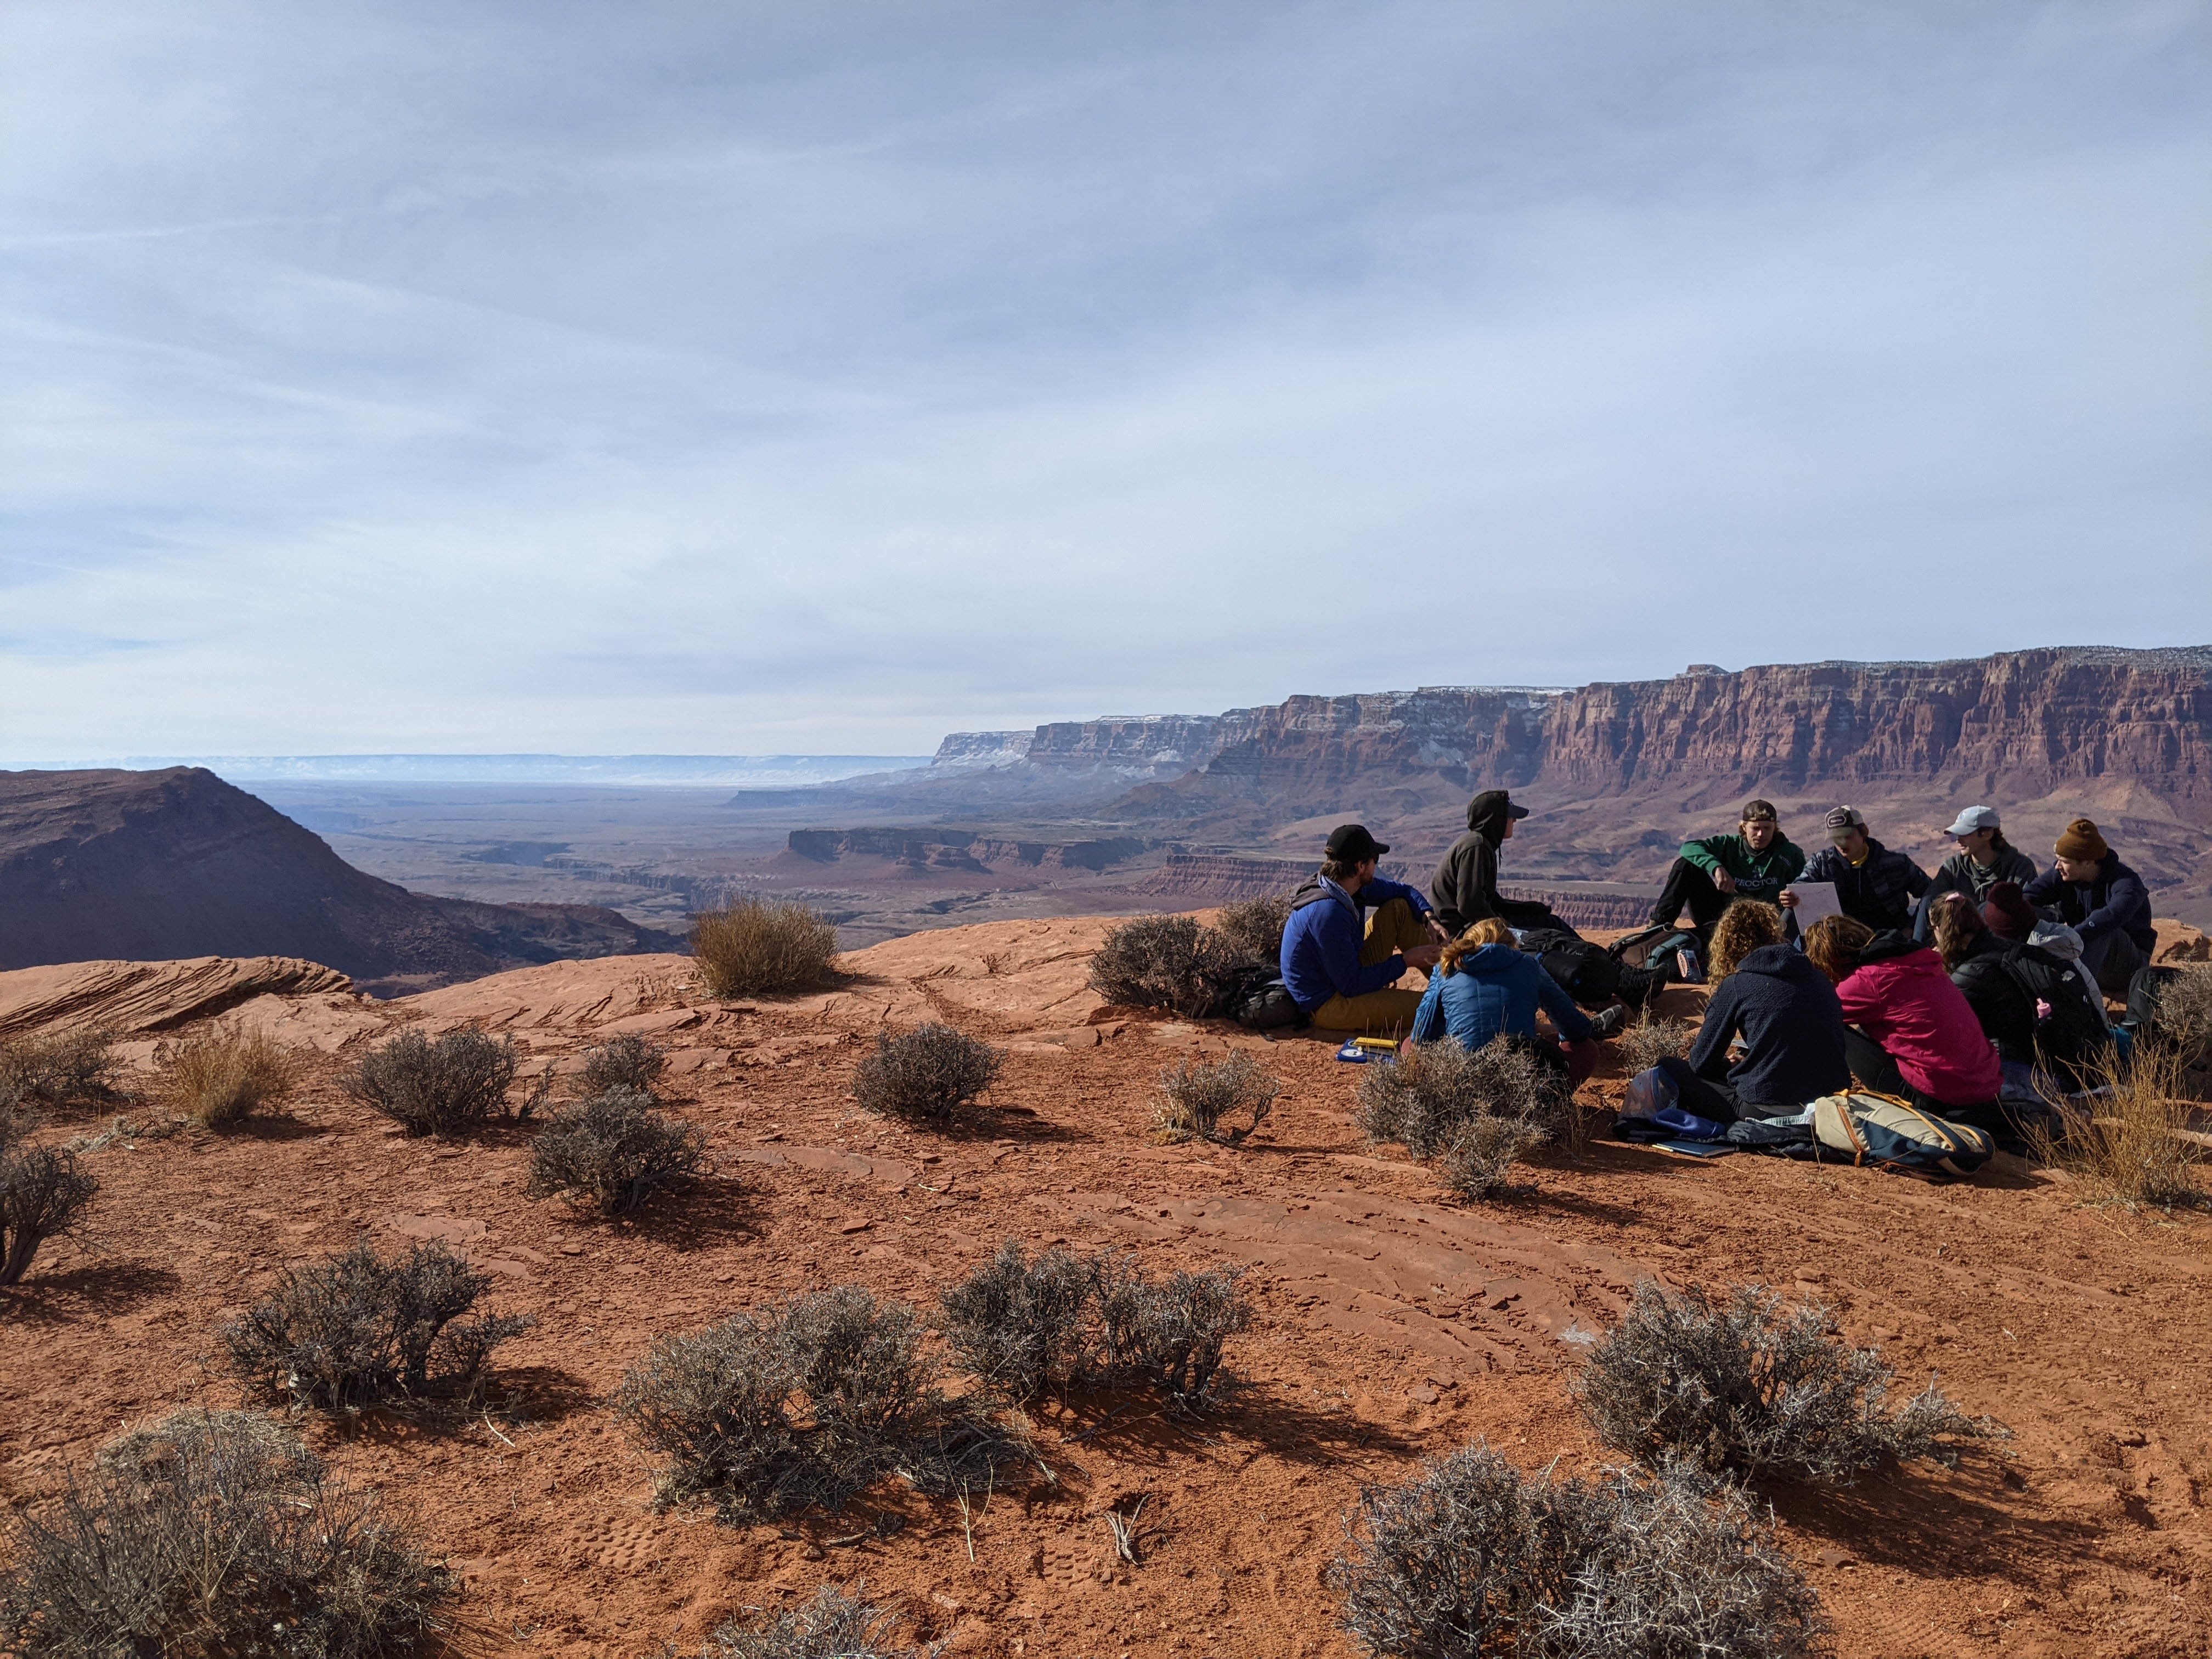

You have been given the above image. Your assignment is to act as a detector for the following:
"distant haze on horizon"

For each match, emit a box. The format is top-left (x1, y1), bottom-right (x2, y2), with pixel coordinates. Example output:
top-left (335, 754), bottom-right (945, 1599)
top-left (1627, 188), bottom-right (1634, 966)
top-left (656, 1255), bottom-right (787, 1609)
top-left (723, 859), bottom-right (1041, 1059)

top-left (4, 2), bottom-right (2207, 758)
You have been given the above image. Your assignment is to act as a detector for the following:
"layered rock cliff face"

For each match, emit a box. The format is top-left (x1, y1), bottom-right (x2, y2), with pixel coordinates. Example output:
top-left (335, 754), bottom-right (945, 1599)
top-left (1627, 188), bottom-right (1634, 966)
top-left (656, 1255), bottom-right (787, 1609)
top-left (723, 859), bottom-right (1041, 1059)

top-left (786, 828), bottom-right (1147, 872)
top-left (1541, 648), bottom-right (2212, 797)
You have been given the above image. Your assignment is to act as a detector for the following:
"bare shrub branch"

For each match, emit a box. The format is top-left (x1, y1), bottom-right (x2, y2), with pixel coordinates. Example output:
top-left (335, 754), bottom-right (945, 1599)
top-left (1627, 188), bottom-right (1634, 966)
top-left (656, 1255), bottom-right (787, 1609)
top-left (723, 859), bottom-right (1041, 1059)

top-left (702, 1582), bottom-right (923, 1658)
top-left (691, 899), bottom-right (839, 998)
top-left (1438, 1118), bottom-right (1549, 1200)
top-left (1331, 1440), bottom-right (1831, 1659)
top-left (1154, 1051), bottom-right (1279, 1143)
top-left (617, 1285), bottom-right (1020, 1524)
top-left (527, 1085), bottom-right (709, 1215)
top-left (1575, 1282), bottom-right (2002, 1485)
top-left (0, 1030), bottom-right (121, 1117)
top-left (1214, 895), bottom-right (1293, 967)
top-left (222, 1241), bottom-right (531, 1410)
top-left (341, 1028), bottom-right (522, 1137)
top-left (1087, 916), bottom-right (1249, 1017)
top-left (851, 1025), bottom-right (1002, 1122)
top-left (0, 1144), bottom-right (98, 1286)
top-left (576, 1032), bottom-right (670, 1096)
top-left (1615, 1013), bottom-right (1694, 1076)
top-left (0, 1410), bottom-right (451, 1659)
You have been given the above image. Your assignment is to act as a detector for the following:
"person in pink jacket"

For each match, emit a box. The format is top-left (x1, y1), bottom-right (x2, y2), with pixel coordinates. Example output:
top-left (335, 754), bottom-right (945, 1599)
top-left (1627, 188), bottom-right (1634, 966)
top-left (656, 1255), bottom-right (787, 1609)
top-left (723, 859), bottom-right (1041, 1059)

top-left (1803, 915), bottom-right (2004, 1130)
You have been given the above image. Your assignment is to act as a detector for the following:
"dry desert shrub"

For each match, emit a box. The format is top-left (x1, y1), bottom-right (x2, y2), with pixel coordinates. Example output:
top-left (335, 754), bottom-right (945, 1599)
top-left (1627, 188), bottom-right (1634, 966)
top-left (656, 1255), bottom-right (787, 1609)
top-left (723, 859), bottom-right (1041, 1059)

top-left (617, 1285), bottom-right (1019, 1523)
top-left (851, 1024), bottom-right (1003, 1122)
top-left (690, 898), bottom-right (840, 997)
top-left (161, 1028), bottom-right (294, 1127)
top-left (1086, 915), bottom-right (1249, 1017)
top-left (1355, 1038), bottom-right (1569, 1156)
top-left (0, 1409), bottom-right (450, 1659)
top-left (702, 1583), bottom-right (922, 1659)
top-left (576, 1031), bottom-right (671, 1096)
top-left (0, 1143), bottom-right (98, 1286)
top-left (1575, 1282), bottom-right (1997, 1485)
top-left (222, 1240), bottom-right (532, 1411)
top-left (1437, 1117), bottom-right (1549, 1200)
top-left (2029, 1045), bottom-right (2207, 1209)
top-left (1214, 894), bottom-right (1293, 966)
top-left (938, 1243), bottom-right (1253, 1412)
top-left (1615, 1013), bottom-right (1694, 1076)
top-left (1094, 1259), bottom-right (1252, 1412)
top-left (341, 1027), bottom-right (522, 1137)
top-left (526, 1085), bottom-right (709, 1215)
top-left (0, 1029), bottom-right (121, 1116)
top-left (938, 1239), bottom-right (1098, 1404)
top-left (1331, 1441), bottom-right (1830, 1659)
top-left (1154, 1050), bottom-right (1279, 1143)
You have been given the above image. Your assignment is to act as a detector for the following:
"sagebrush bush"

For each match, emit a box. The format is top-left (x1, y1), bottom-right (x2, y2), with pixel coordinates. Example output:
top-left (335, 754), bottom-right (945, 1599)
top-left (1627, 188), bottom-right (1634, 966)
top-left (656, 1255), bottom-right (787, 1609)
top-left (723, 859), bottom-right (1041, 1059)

top-left (1086, 916), bottom-right (1249, 1017)
top-left (0, 1030), bottom-right (120, 1115)
top-left (0, 1144), bottom-right (97, 1286)
top-left (162, 1028), bottom-right (294, 1127)
top-left (527, 1085), bottom-right (708, 1215)
top-left (222, 1241), bottom-right (531, 1410)
top-left (703, 1583), bottom-right (921, 1659)
top-left (1615, 1014), bottom-right (1694, 1076)
top-left (691, 899), bottom-right (840, 997)
top-left (576, 1032), bottom-right (670, 1096)
top-left (851, 1024), bottom-right (1002, 1121)
top-left (1214, 894), bottom-right (1293, 967)
top-left (1355, 1038), bottom-right (1568, 1158)
top-left (1332, 1441), bottom-right (1830, 1659)
top-left (618, 1285), bottom-right (1014, 1522)
top-left (1096, 1260), bottom-right (1252, 1411)
top-left (938, 1240), bottom-right (1099, 1403)
top-left (1155, 1051), bottom-right (1279, 1143)
top-left (0, 1410), bottom-right (450, 1659)
top-left (1438, 1117), bottom-right (1549, 1201)
top-left (1575, 1282), bottom-right (1996, 1485)
top-left (938, 1244), bottom-right (1251, 1411)
top-left (2032, 1045), bottom-right (2208, 1207)
top-left (342, 1028), bottom-right (521, 1136)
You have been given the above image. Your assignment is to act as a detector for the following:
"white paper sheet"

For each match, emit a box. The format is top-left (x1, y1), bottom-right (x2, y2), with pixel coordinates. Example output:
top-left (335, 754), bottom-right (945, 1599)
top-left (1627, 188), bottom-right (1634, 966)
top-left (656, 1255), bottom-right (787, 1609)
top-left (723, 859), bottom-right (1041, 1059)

top-left (1787, 880), bottom-right (1841, 927)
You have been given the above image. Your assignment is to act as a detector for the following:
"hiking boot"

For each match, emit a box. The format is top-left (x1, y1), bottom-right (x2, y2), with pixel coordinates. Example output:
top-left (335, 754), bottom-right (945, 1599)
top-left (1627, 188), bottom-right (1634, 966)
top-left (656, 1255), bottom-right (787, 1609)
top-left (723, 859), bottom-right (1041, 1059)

top-left (1587, 1004), bottom-right (1627, 1039)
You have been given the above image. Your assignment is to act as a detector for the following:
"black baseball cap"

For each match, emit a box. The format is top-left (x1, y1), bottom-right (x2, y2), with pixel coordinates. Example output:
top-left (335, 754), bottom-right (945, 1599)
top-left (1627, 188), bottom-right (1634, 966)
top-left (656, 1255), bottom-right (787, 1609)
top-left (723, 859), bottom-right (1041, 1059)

top-left (1325, 823), bottom-right (1389, 861)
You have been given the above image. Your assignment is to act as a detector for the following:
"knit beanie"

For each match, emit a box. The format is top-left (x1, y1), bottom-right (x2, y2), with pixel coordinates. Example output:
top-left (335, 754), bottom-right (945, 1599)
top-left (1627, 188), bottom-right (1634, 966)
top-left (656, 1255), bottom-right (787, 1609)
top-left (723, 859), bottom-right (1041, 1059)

top-left (1982, 881), bottom-right (2036, 941)
top-left (2053, 817), bottom-right (2109, 862)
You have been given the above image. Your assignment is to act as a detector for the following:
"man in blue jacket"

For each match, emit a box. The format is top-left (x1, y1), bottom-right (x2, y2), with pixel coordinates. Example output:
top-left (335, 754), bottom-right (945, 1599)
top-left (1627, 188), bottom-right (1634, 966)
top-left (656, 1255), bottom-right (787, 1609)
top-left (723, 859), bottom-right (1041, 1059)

top-left (2025, 818), bottom-right (2155, 998)
top-left (1279, 823), bottom-right (1446, 1032)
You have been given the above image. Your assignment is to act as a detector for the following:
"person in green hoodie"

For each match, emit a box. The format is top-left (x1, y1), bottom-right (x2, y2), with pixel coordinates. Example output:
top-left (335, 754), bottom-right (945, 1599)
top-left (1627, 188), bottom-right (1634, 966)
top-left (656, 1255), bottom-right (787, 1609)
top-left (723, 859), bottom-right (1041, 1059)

top-left (1648, 799), bottom-right (1806, 939)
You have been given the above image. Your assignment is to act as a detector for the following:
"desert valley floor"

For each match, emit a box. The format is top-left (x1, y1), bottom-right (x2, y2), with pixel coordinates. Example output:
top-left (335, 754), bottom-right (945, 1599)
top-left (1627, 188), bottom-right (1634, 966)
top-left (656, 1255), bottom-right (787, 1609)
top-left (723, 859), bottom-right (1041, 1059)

top-left (3, 918), bottom-right (2209, 1658)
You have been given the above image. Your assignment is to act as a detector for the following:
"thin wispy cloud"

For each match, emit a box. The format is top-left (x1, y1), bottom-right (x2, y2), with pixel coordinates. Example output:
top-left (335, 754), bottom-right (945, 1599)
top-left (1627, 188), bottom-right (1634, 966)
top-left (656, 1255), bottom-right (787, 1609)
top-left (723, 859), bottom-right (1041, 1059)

top-left (2, 1), bottom-right (2205, 756)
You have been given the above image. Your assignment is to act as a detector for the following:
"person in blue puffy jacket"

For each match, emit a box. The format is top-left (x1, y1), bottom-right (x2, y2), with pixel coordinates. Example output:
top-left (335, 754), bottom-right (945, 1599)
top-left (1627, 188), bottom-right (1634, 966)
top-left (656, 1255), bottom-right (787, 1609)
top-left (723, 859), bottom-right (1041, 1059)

top-left (1407, 917), bottom-right (1600, 1088)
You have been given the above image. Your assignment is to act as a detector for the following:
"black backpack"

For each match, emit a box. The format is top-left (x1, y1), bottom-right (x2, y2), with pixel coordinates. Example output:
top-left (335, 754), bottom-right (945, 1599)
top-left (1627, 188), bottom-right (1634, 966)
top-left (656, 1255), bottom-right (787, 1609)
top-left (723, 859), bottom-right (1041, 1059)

top-left (1227, 964), bottom-right (1309, 1031)
top-left (1997, 944), bottom-right (2109, 1082)
top-left (1518, 927), bottom-right (1627, 1009)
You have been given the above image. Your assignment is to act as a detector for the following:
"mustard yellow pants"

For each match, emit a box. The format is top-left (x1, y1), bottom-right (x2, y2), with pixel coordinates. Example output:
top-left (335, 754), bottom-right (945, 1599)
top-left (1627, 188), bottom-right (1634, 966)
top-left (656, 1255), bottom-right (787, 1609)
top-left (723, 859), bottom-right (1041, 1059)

top-left (1307, 897), bottom-right (1432, 1035)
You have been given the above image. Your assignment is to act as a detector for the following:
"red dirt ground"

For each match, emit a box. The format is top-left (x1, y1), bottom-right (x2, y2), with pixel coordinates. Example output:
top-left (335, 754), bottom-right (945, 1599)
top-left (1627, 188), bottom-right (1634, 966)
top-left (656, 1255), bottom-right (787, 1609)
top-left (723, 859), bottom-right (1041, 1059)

top-left (4, 919), bottom-right (2209, 1658)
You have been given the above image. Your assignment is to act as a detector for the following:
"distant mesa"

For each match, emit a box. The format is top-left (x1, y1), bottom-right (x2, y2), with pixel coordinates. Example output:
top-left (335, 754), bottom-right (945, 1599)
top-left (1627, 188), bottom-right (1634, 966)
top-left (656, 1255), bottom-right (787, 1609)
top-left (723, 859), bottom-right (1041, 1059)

top-left (0, 767), bottom-right (685, 996)
top-left (784, 828), bottom-right (1148, 874)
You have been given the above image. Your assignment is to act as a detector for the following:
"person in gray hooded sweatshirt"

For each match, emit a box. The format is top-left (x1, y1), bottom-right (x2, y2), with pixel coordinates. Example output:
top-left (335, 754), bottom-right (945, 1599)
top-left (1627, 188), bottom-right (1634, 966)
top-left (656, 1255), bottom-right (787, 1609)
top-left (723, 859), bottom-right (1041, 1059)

top-left (1429, 789), bottom-right (1571, 938)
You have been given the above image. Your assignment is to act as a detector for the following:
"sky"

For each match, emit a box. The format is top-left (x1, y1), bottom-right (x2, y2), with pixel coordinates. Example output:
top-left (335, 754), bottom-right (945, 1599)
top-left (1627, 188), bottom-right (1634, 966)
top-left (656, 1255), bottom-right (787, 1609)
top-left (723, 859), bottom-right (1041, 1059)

top-left (4, 1), bottom-right (2208, 759)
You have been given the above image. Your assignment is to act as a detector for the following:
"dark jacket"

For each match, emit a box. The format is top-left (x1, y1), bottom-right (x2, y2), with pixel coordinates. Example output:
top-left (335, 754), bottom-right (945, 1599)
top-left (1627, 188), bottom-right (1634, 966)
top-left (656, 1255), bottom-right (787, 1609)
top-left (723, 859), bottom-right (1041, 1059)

top-left (1946, 933), bottom-right (2037, 1065)
top-left (1686, 944), bottom-right (1850, 1110)
top-left (1430, 798), bottom-right (1553, 933)
top-left (1409, 943), bottom-right (1593, 1051)
top-left (1792, 837), bottom-right (1930, 932)
top-left (2024, 851), bottom-right (2154, 953)
top-left (1925, 845), bottom-right (2039, 909)
top-left (1678, 831), bottom-right (1806, 903)
top-left (1279, 873), bottom-right (1432, 1012)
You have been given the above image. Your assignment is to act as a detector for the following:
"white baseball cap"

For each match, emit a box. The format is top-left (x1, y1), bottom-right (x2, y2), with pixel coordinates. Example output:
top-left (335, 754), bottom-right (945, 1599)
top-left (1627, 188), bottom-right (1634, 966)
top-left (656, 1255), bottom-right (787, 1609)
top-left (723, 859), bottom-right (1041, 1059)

top-left (1944, 806), bottom-right (2001, 837)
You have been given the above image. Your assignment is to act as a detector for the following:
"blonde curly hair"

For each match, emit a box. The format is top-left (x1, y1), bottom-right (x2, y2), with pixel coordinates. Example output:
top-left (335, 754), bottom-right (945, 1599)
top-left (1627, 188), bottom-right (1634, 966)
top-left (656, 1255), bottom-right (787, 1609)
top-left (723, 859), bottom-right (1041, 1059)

top-left (1707, 900), bottom-right (1783, 984)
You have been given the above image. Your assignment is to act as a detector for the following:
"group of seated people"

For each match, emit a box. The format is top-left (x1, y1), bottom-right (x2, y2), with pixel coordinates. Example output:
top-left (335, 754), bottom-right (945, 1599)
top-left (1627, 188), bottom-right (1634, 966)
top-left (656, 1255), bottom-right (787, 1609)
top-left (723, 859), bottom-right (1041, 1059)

top-left (1277, 792), bottom-right (2157, 1148)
